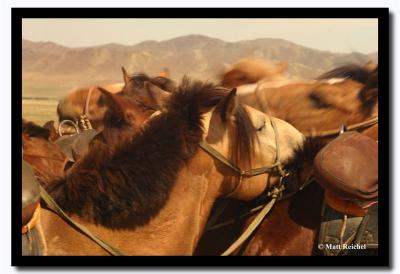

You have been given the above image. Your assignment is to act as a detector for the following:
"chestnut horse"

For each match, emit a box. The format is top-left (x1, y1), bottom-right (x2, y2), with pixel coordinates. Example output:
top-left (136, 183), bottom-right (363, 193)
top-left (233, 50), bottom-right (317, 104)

top-left (221, 58), bottom-right (288, 88)
top-left (22, 119), bottom-right (67, 185)
top-left (236, 64), bottom-right (378, 140)
top-left (37, 78), bottom-right (307, 255)
top-left (57, 69), bottom-right (176, 131)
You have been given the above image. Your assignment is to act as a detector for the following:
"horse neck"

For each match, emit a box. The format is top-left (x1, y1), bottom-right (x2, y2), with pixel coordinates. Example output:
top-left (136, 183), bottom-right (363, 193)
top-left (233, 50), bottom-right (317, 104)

top-left (40, 151), bottom-right (222, 255)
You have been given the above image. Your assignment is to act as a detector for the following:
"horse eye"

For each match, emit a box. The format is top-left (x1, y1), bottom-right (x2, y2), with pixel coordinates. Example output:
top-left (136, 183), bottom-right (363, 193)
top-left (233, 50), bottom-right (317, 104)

top-left (257, 123), bottom-right (266, 131)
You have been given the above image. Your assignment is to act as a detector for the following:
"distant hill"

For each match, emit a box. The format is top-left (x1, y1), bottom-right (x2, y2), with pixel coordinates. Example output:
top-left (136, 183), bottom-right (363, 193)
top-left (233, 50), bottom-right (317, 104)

top-left (22, 35), bottom-right (378, 98)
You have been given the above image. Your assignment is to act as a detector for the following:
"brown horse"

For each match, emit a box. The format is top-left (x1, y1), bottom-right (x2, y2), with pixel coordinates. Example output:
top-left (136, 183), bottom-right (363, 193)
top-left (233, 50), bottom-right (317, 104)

top-left (57, 69), bottom-right (176, 131)
top-left (221, 58), bottom-right (288, 88)
top-left (22, 119), bottom-right (67, 185)
top-left (236, 64), bottom-right (378, 140)
top-left (38, 78), bottom-right (306, 255)
top-left (22, 71), bottom-right (169, 183)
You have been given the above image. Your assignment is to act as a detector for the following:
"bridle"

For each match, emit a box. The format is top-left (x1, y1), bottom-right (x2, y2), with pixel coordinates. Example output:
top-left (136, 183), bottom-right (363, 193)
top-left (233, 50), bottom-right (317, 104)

top-left (199, 113), bottom-right (289, 198)
top-left (199, 113), bottom-right (292, 256)
top-left (58, 86), bottom-right (96, 136)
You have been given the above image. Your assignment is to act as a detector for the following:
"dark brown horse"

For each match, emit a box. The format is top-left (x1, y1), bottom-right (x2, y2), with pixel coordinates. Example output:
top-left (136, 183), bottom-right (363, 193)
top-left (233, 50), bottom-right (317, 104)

top-left (36, 78), bottom-right (307, 255)
top-left (57, 69), bottom-right (176, 131)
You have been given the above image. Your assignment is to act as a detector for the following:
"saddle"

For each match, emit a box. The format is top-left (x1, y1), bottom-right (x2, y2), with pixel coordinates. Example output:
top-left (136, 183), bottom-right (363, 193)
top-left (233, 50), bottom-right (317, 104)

top-left (54, 129), bottom-right (98, 163)
top-left (313, 131), bottom-right (378, 255)
top-left (313, 131), bottom-right (378, 211)
top-left (22, 160), bottom-right (45, 255)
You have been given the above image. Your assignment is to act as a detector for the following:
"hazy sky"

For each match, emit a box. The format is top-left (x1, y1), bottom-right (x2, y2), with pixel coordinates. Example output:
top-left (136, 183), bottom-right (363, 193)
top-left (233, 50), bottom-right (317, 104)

top-left (22, 18), bottom-right (378, 53)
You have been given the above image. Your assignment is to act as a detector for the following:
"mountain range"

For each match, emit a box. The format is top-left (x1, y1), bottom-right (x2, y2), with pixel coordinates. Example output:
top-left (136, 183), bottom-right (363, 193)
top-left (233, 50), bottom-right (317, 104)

top-left (22, 35), bottom-right (378, 98)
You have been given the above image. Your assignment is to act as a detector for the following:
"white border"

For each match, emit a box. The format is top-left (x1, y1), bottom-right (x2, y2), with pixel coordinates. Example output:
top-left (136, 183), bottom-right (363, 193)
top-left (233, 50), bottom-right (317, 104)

top-left (1, 1), bottom-right (398, 273)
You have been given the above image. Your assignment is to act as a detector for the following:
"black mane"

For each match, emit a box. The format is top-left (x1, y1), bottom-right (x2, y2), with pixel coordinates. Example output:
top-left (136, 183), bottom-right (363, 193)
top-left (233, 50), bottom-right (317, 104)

top-left (317, 64), bottom-right (377, 89)
top-left (124, 72), bottom-right (177, 94)
top-left (22, 119), bottom-right (51, 140)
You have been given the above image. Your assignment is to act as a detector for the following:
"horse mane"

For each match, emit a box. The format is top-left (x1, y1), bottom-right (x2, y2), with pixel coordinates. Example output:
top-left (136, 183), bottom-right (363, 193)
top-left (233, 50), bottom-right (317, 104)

top-left (22, 119), bottom-right (51, 140)
top-left (317, 64), bottom-right (377, 89)
top-left (46, 77), bottom-right (256, 229)
top-left (313, 64), bottom-right (378, 117)
top-left (283, 137), bottom-right (326, 192)
top-left (124, 72), bottom-right (177, 93)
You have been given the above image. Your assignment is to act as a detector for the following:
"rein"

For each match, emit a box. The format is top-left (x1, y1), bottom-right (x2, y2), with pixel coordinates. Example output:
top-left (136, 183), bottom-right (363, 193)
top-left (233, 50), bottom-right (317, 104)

top-left (39, 185), bottom-right (124, 256)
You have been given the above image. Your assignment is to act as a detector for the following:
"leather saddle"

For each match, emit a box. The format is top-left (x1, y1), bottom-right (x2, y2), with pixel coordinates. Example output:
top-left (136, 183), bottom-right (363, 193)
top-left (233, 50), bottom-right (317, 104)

top-left (313, 131), bottom-right (379, 256)
top-left (313, 131), bottom-right (378, 209)
top-left (54, 129), bottom-right (98, 163)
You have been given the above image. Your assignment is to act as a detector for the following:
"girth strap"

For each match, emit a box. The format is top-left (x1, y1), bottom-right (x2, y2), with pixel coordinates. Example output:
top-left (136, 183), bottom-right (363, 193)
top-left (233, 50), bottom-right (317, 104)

top-left (39, 185), bottom-right (124, 256)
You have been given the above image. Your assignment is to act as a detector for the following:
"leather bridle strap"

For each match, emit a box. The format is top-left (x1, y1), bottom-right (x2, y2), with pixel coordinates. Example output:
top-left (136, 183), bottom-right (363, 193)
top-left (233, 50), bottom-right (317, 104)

top-left (306, 116), bottom-right (378, 138)
top-left (198, 114), bottom-right (287, 185)
top-left (84, 86), bottom-right (95, 117)
top-left (39, 185), bottom-right (124, 256)
top-left (199, 141), bottom-right (282, 177)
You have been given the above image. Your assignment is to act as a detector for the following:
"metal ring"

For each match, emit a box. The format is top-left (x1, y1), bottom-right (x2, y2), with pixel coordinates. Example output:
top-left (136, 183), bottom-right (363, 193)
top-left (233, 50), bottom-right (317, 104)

top-left (58, 120), bottom-right (80, 136)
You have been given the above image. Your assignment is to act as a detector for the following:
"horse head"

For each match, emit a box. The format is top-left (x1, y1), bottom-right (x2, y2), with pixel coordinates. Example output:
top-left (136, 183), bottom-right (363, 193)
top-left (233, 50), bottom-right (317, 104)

top-left (56, 67), bottom-right (176, 132)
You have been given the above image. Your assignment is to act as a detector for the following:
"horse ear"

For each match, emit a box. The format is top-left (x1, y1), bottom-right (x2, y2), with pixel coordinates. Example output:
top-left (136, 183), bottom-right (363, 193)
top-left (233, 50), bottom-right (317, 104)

top-left (42, 120), bottom-right (58, 141)
top-left (361, 87), bottom-right (378, 104)
top-left (219, 88), bottom-right (238, 122)
top-left (121, 67), bottom-right (130, 85)
top-left (98, 86), bottom-right (127, 124)
top-left (141, 81), bottom-right (170, 111)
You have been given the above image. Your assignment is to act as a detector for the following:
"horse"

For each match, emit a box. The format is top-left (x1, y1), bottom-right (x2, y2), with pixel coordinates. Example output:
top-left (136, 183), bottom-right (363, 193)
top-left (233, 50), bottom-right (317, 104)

top-left (196, 64), bottom-right (379, 256)
top-left (22, 119), bottom-right (59, 142)
top-left (236, 64), bottom-right (378, 141)
top-left (22, 119), bottom-right (67, 185)
top-left (57, 68), bottom-right (176, 131)
top-left (221, 58), bottom-right (289, 88)
top-left (36, 77), bottom-right (308, 255)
